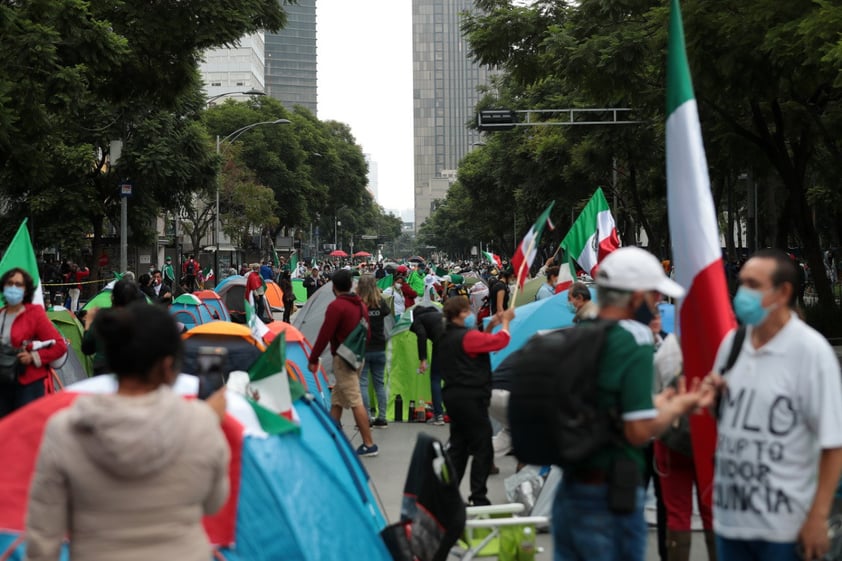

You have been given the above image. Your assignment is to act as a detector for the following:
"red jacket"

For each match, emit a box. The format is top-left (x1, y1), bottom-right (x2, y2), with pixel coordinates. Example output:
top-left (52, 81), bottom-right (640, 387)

top-left (63, 268), bottom-right (90, 290)
top-left (309, 294), bottom-right (369, 362)
top-left (399, 282), bottom-right (418, 308)
top-left (2, 304), bottom-right (67, 384)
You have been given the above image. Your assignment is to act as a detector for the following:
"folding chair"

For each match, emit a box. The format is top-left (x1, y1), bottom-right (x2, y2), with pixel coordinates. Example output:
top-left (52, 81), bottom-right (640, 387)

top-left (452, 504), bottom-right (548, 560)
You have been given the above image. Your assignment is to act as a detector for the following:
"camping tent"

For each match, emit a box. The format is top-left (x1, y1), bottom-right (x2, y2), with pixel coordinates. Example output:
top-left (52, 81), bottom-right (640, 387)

top-left (214, 275), bottom-right (270, 324)
top-left (0, 377), bottom-right (391, 561)
top-left (291, 278), bottom-right (308, 304)
top-left (264, 321), bottom-right (331, 410)
top-left (383, 306), bottom-right (436, 422)
top-left (182, 321), bottom-right (265, 374)
top-left (513, 276), bottom-right (546, 307)
top-left (81, 286), bottom-right (114, 311)
top-left (264, 280), bottom-right (285, 312)
top-left (47, 307), bottom-right (92, 376)
top-left (194, 290), bottom-right (231, 322)
top-left (50, 349), bottom-right (89, 389)
top-left (293, 280), bottom-right (336, 377)
top-left (468, 281), bottom-right (488, 314)
top-left (169, 294), bottom-right (216, 331)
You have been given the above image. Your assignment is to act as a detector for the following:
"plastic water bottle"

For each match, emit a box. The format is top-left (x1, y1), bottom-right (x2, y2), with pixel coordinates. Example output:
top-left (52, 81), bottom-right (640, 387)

top-left (519, 526), bottom-right (536, 561)
top-left (416, 400), bottom-right (426, 422)
top-left (394, 394), bottom-right (403, 422)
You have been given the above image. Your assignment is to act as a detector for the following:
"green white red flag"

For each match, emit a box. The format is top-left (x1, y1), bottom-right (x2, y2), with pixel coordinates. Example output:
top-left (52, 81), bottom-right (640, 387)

top-left (0, 220), bottom-right (44, 306)
top-left (247, 332), bottom-right (304, 422)
top-left (559, 187), bottom-right (619, 279)
top-left (510, 202), bottom-right (555, 288)
top-left (666, 0), bottom-right (736, 516)
top-left (203, 267), bottom-right (214, 282)
top-left (482, 251), bottom-right (502, 269)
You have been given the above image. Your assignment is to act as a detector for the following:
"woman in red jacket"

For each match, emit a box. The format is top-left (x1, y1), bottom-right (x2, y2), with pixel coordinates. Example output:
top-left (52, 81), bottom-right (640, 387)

top-left (0, 268), bottom-right (67, 417)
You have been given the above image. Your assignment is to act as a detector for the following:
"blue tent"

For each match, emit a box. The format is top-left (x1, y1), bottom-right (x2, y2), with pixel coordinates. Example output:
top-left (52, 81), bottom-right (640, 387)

top-left (490, 289), bottom-right (676, 369)
top-left (216, 396), bottom-right (390, 561)
top-left (169, 294), bottom-right (216, 331)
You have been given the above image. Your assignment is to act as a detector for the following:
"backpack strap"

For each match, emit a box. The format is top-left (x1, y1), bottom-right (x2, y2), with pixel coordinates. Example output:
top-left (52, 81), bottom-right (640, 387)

top-left (720, 325), bottom-right (746, 375)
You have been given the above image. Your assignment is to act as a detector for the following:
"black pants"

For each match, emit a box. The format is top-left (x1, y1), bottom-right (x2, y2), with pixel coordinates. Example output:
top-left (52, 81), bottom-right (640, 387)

top-left (283, 301), bottom-right (294, 323)
top-left (443, 393), bottom-right (493, 505)
top-left (0, 378), bottom-right (46, 419)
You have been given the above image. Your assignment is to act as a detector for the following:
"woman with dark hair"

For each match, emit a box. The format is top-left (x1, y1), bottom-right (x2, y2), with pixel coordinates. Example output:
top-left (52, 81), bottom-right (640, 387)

top-left (439, 296), bottom-right (513, 506)
top-left (82, 278), bottom-right (148, 375)
top-left (278, 271), bottom-right (295, 323)
top-left (25, 303), bottom-right (230, 561)
top-left (0, 267), bottom-right (67, 417)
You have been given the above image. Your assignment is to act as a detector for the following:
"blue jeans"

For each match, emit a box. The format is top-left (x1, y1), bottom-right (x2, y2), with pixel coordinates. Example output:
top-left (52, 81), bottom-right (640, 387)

top-left (716, 535), bottom-right (800, 561)
top-left (552, 479), bottom-right (647, 561)
top-left (0, 377), bottom-right (46, 418)
top-left (430, 359), bottom-right (443, 416)
top-left (360, 351), bottom-right (387, 420)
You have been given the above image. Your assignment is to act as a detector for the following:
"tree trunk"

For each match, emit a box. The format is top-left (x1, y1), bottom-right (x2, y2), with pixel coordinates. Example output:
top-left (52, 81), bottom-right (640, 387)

top-left (627, 163), bottom-right (656, 251)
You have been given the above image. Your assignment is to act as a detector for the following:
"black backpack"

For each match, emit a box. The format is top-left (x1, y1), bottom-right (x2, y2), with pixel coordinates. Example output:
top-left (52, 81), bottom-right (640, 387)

top-left (507, 319), bottom-right (619, 467)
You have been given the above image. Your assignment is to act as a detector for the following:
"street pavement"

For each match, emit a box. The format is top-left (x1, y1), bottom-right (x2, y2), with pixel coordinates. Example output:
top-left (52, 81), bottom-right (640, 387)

top-left (336, 412), bottom-right (711, 561)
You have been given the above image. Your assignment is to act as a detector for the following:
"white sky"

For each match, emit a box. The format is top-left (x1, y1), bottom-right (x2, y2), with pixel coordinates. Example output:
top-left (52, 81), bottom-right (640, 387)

top-left (316, 0), bottom-right (414, 215)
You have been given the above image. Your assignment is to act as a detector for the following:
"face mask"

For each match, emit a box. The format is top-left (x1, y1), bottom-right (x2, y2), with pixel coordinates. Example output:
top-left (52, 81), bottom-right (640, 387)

top-left (733, 286), bottom-right (772, 326)
top-left (463, 313), bottom-right (477, 330)
top-left (633, 299), bottom-right (655, 326)
top-left (566, 301), bottom-right (577, 314)
top-left (3, 286), bottom-right (24, 306)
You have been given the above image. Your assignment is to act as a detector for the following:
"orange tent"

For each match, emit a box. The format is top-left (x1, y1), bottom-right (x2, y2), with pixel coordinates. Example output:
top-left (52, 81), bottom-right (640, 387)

top-left (264, 280), bottom-right (285, 311)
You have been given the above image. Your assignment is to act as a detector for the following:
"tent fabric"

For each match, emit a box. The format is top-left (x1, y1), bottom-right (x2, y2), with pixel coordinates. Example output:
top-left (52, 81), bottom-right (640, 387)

top-left (194, 290), bottom-right (231, 322)
top-left (291, 278), bottom-right (308, 304)
top-left (214, 276), bottom-right (270, 324)
top-left (82, 288), bottom-right (113, 311)
top-left (514, 276), bottom-right (546, 307)
top-left (183, 321), bottom-right (265, 374)
top-left (51, 348), bottom-right (89, 389)
top-left (293, 280), bottom-right (336, 378)
top-left (264, 322), bottom-right (332, 410)
top-left (0, 380), bottom-right (390, 561)
top-left (169, 295), bottom-right (216, 331)
top-left (47, 307), bottom-right (92, 376)
top-left (468, 281), bottom-right (488, 314)
top-left (264, 280), bottom-right (285, 311)
top-left (384, 308), bottom-right (434, 422)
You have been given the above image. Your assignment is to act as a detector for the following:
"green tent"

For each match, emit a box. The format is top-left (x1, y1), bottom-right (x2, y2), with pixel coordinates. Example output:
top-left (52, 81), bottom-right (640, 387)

top-left (384, 304), bottom-right (441, 422)
top-left (291, 278), bottom-right (308, 304)
top-left (47, 308), bottom-right (92, 376)
top-left (514, 276), bottom-right (548, 307)
top-left (82, 288), bottom-right (114, 311)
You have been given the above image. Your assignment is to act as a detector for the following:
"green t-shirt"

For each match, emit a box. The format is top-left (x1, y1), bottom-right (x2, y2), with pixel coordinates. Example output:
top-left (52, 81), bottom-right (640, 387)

top-left (577, 320), bottom-right (656, 475)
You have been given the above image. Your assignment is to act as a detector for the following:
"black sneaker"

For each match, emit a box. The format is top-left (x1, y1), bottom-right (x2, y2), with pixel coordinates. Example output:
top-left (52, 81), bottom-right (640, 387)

top-left (356, 443), bottom-right (379, 457)
top-left (372, 418), bottom-right (388, 428)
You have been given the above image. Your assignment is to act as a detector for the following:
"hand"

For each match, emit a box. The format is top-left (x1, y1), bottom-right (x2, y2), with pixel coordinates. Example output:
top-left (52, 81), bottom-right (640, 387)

top-left (799, 513), bottom-right (829, 560)
top-left (698, 372), bottom-right (727, 411)
top-left (656, 377), bottom-right (705, 417)
top-left (501, 307), bottom-right (515, 322)
top-left (17, 351), bottom-right (33, 365)
top-left (205, 388), bottom-right (227, 422)
top-left (308, 361), bottom-right (319, 374)
top-left (418, 359), bottom-right (428, 373)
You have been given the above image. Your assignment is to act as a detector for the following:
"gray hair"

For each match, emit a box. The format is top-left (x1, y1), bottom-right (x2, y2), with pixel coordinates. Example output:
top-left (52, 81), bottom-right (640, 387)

top-left (596, 286), bottom-right (633, 308)
top-left (569, 282), bottom-right (591, 301)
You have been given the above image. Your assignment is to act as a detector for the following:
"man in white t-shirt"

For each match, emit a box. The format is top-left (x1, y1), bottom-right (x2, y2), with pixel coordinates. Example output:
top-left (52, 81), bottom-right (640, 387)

top-left (702, 249), bottom-right (842, 561)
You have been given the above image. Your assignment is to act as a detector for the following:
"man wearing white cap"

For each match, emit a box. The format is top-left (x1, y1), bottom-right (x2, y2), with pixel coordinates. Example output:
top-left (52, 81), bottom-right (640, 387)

top-left (552, 246), bottom-right (709, 561)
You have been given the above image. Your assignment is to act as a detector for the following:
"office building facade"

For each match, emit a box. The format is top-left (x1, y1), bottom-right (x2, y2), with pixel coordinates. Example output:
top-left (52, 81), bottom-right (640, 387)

top-left (412, 0), bottom-right (490, 230)
top-left (265, 0), bottom-right (318, 113)
top-left (200, 33), bottom-right (266, 101)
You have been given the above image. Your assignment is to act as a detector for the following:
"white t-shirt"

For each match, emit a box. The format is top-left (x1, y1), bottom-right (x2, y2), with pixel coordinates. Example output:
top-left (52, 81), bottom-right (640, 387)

top-left (383, 286), bottom-right (405, 315)
top-left (712, 313), bottom-right (842, 542)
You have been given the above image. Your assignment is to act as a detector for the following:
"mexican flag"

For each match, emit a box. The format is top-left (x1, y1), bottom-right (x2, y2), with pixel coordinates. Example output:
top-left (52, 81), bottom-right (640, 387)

top-left (245, 297), bottom-right (270, 342)
top-left (203, 267), bottom-right (214, 282)
top-left (376, 273), bottom-right (394, 291)
top-left (510, 202), bottom-right (555, 288)
top-left (0, 220), bottom-right (44, 307)
top-left (289, 251), bottom-right (300, 278)
top-left (482, 251), bottom-right (502, 269)
top-left (666, 0), bottom-right (735, 515)
top-left (560, 187), bottom-right (619, 278)
top-left (247, 332), bottom-right (304, 421)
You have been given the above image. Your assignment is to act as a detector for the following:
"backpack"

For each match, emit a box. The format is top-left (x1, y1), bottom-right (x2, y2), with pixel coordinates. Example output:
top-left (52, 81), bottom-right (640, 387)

top-left (507, 319), bottom-right (619, 467)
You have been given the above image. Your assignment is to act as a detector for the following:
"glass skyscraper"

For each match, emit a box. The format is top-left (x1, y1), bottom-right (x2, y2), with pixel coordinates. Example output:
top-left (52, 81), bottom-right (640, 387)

top-left (265, 0), bottom-right (318, 114)
top-left (412, 0), bottom-right (490, 230)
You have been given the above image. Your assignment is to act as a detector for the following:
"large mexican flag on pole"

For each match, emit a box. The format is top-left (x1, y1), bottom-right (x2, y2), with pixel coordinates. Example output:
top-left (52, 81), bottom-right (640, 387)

top-left (559, 187), bottom-right (619, 279)
top-left (666, 0), bottom-right (735, 514)
top-left (510, 202), bottom-right (555, 288)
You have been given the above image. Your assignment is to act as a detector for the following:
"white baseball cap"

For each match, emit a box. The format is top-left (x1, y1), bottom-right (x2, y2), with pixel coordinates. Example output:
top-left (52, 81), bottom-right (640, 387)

top-left (596, 247), bottom-right (685, 299)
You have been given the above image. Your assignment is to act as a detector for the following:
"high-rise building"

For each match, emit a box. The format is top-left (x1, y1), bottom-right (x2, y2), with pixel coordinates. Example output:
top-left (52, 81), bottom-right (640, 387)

top-left (265, 0), bottom-right (318, 113)
top-left (412, 0), bottom-right (491, 231)
top-left (365, 154), bottom-right (379, 203)
top-left (200, 33), bottom-right (266, 101)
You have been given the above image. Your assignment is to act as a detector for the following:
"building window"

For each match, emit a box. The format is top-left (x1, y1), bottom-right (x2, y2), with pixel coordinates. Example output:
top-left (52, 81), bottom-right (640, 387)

top-left (211, 82), bottom-right (222, 87)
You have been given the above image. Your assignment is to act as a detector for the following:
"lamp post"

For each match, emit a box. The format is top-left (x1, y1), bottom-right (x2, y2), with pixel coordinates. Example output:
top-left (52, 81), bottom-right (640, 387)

top-left (215, 118), bottom-right (290, 283)
top-left (206, 89), bottom-right (265, 107)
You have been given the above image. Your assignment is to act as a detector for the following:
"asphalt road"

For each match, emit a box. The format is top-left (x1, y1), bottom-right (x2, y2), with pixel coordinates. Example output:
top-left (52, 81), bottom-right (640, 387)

top-left (337, 414), bottom-right (712, 561)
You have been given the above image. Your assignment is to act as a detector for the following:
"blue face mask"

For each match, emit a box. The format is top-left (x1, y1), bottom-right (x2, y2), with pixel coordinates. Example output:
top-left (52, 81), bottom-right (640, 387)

top-left (566, 301), bottom-right (577, 314)
top-left (733, 286), bottom-right (770, 326)
top-left (3, 285), bottom-right (24, 306)
top-left (463, 313), bottom-right (477, 330)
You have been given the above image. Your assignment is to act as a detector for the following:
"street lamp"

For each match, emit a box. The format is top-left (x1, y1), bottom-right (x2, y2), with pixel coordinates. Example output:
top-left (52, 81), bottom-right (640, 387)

top-left (214, 118), bottom-right (291, 283)
top-left (206, 89), bottom-right (265, 106)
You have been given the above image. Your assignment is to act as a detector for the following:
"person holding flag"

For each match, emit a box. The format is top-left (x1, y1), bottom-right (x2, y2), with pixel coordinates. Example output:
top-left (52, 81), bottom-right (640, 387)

top-left (510, 202), bottom-right (555, 292)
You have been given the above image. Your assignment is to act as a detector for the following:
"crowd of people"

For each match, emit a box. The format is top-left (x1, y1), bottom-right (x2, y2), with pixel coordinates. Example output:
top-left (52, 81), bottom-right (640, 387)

top-left (2, 243), bottom-right (840, 561)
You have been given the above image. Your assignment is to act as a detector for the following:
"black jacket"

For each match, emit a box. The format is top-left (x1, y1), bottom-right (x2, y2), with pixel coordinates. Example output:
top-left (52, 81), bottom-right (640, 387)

top-left (409, 306), bottom-right (444, 363)
top-left (438, 324), bottom-right (492, 399)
